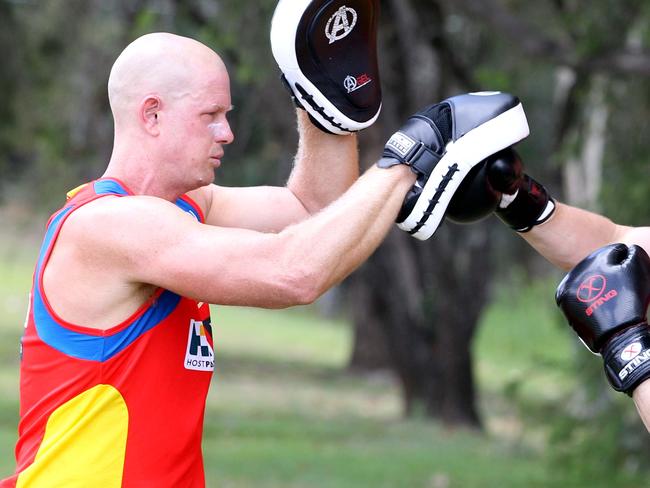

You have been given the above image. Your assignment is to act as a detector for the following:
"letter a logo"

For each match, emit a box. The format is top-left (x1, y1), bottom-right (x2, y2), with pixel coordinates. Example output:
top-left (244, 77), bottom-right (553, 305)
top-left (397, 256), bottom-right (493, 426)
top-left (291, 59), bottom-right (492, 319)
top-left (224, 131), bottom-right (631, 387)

top-left (325, 6), bottom-right (358, 44)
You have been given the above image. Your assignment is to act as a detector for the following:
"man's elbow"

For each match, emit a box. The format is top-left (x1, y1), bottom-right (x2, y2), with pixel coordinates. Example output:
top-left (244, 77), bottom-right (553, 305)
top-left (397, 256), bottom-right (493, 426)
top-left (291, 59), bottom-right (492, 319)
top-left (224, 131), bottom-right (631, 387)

top-left (276, 267), bottom-right (327, 307)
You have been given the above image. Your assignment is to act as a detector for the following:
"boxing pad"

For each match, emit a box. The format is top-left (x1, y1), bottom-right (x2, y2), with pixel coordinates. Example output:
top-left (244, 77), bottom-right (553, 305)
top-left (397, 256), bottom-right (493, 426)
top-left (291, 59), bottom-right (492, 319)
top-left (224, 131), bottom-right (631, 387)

top-left (378, 93), bottom-right (529, 240)
top-left (271, 0), bottom-right (382, 135)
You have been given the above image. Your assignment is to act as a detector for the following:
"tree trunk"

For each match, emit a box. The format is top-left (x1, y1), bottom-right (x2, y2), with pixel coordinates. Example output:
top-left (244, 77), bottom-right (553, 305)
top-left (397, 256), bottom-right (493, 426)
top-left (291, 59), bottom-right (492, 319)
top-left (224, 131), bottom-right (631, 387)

top-left (345, 0), bottom-right (490, 428)
top-left (348, 270), bottom-right (393, 372)
top-left (351, 221), bottom-right (490, 427)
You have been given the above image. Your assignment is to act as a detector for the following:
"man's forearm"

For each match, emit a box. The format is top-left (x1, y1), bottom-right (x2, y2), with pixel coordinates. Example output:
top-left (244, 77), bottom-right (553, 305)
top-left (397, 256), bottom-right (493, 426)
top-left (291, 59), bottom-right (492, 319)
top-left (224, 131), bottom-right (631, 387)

top-left (279, 164), bottom-right (415, 303)
top-left (633, 380), bottom-right (650, 432)
top-left (286, 111), bottom-right (360, 213)
top-left (521, 202), bottom-right (630, 271)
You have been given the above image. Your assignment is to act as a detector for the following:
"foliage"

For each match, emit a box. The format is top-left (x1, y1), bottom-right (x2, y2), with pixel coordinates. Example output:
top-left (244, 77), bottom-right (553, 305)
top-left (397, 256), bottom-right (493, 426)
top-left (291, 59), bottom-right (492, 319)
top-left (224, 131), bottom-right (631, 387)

top-left (477, 274), bottom-right (650, 485)
top-left (0, 0), bottom-right (649, 480)
top-left (0, 0), bottom-right (295, 210)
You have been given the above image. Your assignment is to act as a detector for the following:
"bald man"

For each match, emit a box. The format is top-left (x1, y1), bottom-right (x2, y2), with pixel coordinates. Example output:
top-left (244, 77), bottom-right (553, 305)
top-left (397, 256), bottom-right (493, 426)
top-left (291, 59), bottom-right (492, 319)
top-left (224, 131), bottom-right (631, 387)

top-left (0, 32), bottom-right (415, 487)
top-left (2, 29), bottom-right (528, 484)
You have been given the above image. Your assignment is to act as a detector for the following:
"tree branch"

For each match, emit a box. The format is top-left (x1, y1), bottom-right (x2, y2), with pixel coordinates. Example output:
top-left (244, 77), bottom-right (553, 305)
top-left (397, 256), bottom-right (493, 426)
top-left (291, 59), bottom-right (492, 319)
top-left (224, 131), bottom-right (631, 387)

top-left (583, 50), bottom-right (650, 77)
top-left (440, 0), bottom-right (573, 61)
top-left (444, 0), bottom-right (650, 77)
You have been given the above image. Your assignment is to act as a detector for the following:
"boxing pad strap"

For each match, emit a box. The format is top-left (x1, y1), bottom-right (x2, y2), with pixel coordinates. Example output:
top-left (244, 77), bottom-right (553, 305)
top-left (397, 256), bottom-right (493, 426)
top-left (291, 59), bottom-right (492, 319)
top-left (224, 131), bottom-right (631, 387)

top-left (377, 133), bottom-right (442, 176)
top-left (409, 143), bottom-right (442, 176)
top-left (280, 74), bottom-right (304, 110)
top-left (602, 323), bottom-right (650, 396)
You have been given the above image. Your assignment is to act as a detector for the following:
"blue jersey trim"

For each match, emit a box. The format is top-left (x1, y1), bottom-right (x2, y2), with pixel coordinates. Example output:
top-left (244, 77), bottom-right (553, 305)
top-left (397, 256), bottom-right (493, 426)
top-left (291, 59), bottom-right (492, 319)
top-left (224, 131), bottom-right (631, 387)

top-left (93, 179), bottom-right (130, 196)
top-left (35, 206), bottom-right (74, 275)
top-left (175, 198), bottom-right (201, 222)
top-left (33, 287), bottom-right (182, 362)
top-left (94, 179), bottom-right (201, 221)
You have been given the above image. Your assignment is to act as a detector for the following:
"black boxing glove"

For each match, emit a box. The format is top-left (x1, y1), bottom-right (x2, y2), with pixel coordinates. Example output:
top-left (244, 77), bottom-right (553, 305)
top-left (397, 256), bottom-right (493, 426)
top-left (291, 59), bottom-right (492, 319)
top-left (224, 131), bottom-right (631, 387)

top-left (555, 243), bottom-right (650, 395)
top-left (445, 154), bottom-right (501, 224)
top-left (444, 148), bottom-right (554, 227)
top-left (486, 148), bottom-right (556, 232)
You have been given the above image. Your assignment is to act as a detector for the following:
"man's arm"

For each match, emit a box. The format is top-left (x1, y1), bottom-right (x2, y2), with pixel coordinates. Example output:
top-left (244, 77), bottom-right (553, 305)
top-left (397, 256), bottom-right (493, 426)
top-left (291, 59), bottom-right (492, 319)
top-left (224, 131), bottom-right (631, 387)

top-left (479, 148), bottom-right (650, 269)
top-left (198, 111), bottom-right (360, 232)
top-left (201, 0), bottom-right (380, 233)
top-left (520, 189), bottom-right (650, 429)
top-left (286, 110), bottom-right (360, 212)
top-left (74, 164), bottom-right (413, 309)
top-left (520, 203), bottom-right (635, 270)
top-left (633, 381), bottom-right (650, 430)
top-left (450, 149), bottom-right (650, 427)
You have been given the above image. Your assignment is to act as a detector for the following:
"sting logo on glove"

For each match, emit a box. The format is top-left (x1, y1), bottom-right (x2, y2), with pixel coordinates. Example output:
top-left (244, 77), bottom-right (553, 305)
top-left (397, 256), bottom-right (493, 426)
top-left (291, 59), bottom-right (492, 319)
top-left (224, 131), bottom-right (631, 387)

top-left (619, 347), bottom-right (650, 381)
top-left (576, 275), bottom-right (618, 316)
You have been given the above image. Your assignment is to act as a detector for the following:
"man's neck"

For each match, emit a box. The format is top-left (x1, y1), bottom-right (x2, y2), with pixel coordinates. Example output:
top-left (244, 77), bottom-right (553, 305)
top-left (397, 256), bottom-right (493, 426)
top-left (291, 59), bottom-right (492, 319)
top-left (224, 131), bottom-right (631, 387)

top-left (104, 149), bottom-right (186, 202)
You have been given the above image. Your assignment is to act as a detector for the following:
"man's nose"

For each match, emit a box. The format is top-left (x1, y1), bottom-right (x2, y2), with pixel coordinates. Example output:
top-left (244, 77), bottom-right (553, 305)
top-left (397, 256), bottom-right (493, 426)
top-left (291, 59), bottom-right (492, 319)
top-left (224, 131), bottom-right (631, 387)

top-left (209, 122), bottom-right (234, 145)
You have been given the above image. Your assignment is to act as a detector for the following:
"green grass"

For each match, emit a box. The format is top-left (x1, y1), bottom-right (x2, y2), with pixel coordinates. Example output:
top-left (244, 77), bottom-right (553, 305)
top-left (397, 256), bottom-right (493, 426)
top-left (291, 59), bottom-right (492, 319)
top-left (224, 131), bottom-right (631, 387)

top-left (473, 276), bottom-right (578, 439)
top-left (203, 411), bottom-right (550, 488)
top-left (0, 240), bottom-right (648, 487)
top-left (205, 306), bottom-right (550, 488)
top-left (0, 240), bottom-right (33, 472)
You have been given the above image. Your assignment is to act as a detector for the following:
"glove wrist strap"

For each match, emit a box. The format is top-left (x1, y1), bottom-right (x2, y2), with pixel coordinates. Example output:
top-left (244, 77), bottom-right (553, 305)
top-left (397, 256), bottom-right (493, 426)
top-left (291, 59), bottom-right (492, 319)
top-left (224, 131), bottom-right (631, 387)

top-left (496, 175), bottom-right (555, 232)
top-left (602, 323), bottom-right (650, 396)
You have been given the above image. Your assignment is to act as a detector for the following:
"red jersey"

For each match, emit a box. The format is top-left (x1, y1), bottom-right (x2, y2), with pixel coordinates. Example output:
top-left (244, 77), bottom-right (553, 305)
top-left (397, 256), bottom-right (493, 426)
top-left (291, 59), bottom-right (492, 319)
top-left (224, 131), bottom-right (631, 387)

top-left (1, 179), bottom-right (215, 487)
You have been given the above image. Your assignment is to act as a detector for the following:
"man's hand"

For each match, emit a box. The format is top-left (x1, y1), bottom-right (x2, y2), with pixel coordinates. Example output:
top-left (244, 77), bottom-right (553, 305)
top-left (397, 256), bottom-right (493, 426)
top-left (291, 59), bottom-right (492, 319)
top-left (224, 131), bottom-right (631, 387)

top-left (270, 0), bottom-right (382, 135)
top-left (556, 243), bottom-right (650, 395)
top-left (378, 92), bottom-right (529, 240)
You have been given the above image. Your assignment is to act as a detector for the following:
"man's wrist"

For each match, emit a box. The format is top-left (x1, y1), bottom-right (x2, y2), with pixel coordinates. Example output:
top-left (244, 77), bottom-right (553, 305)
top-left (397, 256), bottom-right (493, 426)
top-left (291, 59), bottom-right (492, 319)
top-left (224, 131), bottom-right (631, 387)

top-left (602, 323), bottom-right (650, 396)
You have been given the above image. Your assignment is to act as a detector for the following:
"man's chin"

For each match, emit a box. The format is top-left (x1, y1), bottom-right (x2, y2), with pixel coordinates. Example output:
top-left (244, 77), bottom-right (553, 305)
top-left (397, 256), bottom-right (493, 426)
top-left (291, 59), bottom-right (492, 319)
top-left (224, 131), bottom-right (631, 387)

top-left (193, 170), bottom-right (216, 189)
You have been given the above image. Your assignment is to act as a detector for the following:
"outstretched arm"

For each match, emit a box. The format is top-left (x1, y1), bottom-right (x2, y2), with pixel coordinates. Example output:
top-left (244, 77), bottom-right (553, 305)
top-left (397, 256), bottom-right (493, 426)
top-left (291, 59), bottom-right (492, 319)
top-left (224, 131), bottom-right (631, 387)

top-left (72, 163), bottom-right (413, 309)
top-left (482, 148), bottom-right (649, 269)
top-left (479, 149), bottom-right (650, 429)
top-left (521, 203), bottom-right (635, 270)
top-left (433, 148), bottom-right (650, 428)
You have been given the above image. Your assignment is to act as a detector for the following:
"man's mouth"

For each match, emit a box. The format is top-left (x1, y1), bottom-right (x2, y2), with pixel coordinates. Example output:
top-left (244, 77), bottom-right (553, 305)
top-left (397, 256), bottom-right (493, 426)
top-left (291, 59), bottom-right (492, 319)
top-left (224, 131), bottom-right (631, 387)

top-left (209, 154), bottom-right (223, 167)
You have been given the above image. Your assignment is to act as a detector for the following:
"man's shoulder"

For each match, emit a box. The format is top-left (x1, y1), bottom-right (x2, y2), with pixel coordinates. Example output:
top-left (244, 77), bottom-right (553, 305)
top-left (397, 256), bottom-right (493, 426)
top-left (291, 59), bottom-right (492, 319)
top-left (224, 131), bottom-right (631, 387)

top-left (61, 195), bottom-right (193, 250)
top-left (71, 194), bottom-right (175, 223)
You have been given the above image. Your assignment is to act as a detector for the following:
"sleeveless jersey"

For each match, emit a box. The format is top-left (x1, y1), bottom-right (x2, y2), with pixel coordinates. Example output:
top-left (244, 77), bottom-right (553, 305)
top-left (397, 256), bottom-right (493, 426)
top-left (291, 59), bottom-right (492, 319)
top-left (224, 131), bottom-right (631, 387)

top-left (1, 178), bottom-right (215, 487)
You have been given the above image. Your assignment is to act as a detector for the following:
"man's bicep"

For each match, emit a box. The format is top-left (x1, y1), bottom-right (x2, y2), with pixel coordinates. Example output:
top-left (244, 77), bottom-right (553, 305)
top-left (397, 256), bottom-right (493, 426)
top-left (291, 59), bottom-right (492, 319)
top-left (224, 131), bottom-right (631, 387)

top-left (203, 184), bottom-right (310, 232)
top-left (616, 226), bottom-right (650, 256)
top-left (117, 199), bottom-right (299, 307)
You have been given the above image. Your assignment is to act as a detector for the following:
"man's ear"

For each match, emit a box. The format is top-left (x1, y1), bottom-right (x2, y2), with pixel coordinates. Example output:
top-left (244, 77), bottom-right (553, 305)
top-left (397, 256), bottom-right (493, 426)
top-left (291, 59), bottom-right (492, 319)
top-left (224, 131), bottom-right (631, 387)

top-left (141, 96), bottom-right (162, 135)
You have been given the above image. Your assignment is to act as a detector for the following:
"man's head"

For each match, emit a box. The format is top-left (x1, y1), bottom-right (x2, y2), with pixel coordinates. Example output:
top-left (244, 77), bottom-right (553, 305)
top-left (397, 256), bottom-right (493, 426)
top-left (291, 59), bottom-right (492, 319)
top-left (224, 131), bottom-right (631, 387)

top-left (107, 33), bottom-right (234, 193)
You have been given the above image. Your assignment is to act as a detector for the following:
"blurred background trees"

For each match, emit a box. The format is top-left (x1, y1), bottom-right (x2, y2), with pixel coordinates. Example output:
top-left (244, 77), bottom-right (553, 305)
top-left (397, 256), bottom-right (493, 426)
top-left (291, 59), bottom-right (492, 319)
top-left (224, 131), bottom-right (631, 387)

top-left (1, 0), bottom-right (649, 483)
